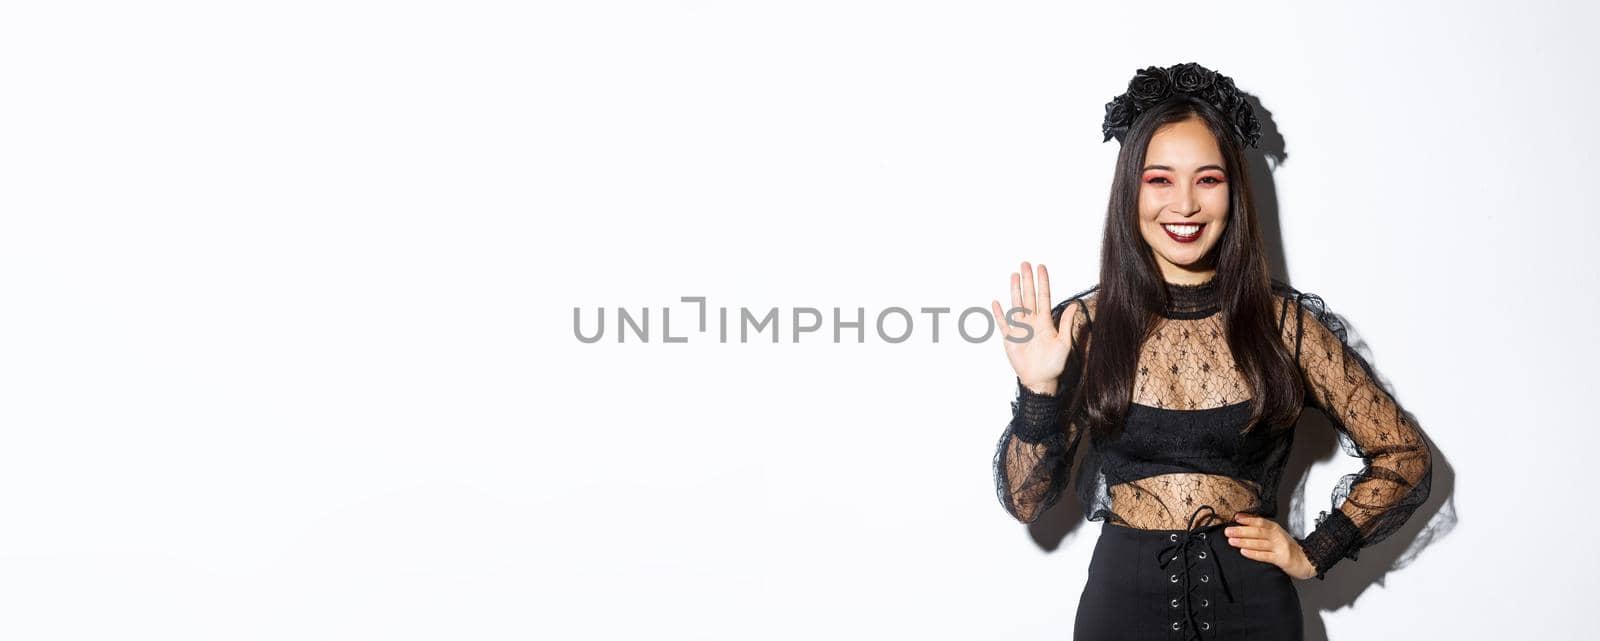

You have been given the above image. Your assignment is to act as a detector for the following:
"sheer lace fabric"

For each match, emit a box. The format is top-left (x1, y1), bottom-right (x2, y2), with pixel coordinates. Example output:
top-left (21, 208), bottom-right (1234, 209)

top-left (992, 278), bottom-right (1433, 580)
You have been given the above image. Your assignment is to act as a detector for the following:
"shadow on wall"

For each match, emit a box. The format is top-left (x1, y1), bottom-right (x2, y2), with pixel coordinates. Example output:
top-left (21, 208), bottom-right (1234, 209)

top-left (1018, 93), bottom-right (1460, 641)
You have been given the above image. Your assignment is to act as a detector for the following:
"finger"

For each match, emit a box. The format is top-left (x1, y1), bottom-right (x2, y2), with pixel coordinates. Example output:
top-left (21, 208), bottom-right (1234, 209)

top-left (1230, 514), bottom-right (1265, 530)
top-left (1037, 263), bottom-right (1052, 316)
top-left (1019, 261), bottom-right (1036, 314)
top-left (1237, 548), bottom-right (1281, 564)
top-left (1056, 299), bottom-right (1078, 345)
top-left (1228, 536), bottom-right (1275, 551)
top-left (992, 300), bottom-right (1014, 339)
top-left (1224, 525), bottom-right (1268, 539)
top-left (1010, 272), bottom-right (1023, 313)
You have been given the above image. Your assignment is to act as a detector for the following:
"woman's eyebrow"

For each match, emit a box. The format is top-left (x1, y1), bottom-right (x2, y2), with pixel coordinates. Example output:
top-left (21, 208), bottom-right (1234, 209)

top-left (1141, 164), bottom-right (1226, 173)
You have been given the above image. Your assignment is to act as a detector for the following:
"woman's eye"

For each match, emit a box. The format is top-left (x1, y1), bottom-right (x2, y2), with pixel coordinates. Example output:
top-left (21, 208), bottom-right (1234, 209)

top-left (1200, 176), bottom-right (1224, 184)
top-left (1146, 177), bottom-right (1170, 184)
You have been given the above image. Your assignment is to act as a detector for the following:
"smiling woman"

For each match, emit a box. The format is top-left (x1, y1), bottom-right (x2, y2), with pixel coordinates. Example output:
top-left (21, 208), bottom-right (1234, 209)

top-left (989, 62), bottom-right (1433, 641)
top-left (1137, 117), bottom-right (1232, 282)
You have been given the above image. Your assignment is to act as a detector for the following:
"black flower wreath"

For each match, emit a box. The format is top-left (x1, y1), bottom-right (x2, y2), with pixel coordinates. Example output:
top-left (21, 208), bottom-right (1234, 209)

top-left (1101, 62), bottom-right (1261, 148)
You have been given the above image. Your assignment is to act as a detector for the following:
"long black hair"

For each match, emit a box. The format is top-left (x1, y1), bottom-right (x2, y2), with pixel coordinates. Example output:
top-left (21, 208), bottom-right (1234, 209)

top-left (1071, 94), bottom-right (1303, 439)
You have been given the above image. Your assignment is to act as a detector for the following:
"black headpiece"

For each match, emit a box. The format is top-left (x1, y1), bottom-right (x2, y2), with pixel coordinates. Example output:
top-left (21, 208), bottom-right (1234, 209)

top-left (1101, 62), bottom-right (1261, 148)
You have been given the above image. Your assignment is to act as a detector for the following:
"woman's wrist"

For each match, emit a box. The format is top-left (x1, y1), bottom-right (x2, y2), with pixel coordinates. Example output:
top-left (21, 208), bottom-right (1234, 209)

top-left (1020, 377), bottom-right (1060, 396)
top-left (1295, 508), bottom-right (1362, 580)
top-left (1011, 377), bottom-right (1064, 443)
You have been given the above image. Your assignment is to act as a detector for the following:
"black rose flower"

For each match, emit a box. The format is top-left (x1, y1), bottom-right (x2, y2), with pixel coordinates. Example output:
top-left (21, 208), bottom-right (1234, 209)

top-left (1125, 66), bottom-right (1172, 104)
top-left (1102, 95), bottom-right (1137, 142)
top-left (1169, 62), bottom-right (1216, 93)
top-left (1204, 75), bottom-right (1240, 110)
top-left (1232, 100), bottom-right (1261, 147)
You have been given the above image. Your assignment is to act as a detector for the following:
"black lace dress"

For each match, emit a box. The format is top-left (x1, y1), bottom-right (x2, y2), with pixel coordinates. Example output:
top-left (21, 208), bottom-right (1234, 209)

top-left (992, 277), bottom-right (1433, 641)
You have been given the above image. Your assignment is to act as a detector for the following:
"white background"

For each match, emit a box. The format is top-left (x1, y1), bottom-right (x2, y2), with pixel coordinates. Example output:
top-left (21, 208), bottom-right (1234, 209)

top-left (2, 1), bottom-right (1595, 639)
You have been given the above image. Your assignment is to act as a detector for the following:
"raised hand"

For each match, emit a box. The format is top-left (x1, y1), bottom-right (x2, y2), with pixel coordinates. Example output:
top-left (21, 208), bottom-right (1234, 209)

top-left (990, 261), bottom-right (1079, 396)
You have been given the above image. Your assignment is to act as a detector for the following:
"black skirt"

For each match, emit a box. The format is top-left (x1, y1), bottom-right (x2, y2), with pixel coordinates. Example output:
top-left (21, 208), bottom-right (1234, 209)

top-left (1074, 509), bottom-right (1303, 641)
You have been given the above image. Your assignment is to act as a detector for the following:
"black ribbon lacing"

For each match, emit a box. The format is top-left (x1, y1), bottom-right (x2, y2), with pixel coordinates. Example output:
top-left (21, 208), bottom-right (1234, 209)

top-left (1155, 505), bottom-right (1236, 640)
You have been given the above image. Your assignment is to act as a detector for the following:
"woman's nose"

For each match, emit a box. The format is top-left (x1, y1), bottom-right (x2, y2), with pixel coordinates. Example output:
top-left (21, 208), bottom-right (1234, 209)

top-left (1173, 187), bottom-right (1200, 215)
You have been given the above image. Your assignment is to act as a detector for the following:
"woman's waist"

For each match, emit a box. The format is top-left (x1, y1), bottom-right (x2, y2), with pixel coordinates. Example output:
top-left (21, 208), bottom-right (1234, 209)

top-left (1101, 517), bottom-right (1235, 537)
top-left (1096, 497), bottom-right (1259, 535)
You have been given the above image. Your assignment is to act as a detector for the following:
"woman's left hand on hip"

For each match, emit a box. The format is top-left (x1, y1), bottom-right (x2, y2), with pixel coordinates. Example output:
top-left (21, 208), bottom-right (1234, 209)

top-left (1225, 513), bottom-right (1317, 580)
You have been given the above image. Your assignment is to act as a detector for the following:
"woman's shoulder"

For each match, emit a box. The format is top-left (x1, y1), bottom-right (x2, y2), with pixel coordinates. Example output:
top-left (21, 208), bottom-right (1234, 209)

top-left (1267, 278), bottom-right (1351, 350)
top-left (1268, 278), bottom-right (1338, 321)
top-left (1049, 283), bottom-right (1101, 330)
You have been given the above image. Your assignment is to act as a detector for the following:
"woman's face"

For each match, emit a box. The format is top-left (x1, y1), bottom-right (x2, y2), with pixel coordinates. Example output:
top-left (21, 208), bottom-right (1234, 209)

top-left (1137, 115), bottom-right (1230, 283)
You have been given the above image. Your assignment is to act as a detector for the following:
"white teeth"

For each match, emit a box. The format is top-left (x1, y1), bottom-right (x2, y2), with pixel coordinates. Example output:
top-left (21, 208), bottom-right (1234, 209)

top-left (1163, 223), bottom-right (1202, 236)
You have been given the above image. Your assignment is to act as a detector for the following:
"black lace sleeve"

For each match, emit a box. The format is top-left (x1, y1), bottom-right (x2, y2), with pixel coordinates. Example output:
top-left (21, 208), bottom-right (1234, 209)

top-left (1284, 291), bottom-right (1434, 580)
top-left (993, 295), bottom-right (1093, 524)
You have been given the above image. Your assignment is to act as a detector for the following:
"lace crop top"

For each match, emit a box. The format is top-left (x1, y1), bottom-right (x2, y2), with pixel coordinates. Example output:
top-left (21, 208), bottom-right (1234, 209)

top-left (992, 277), bottom-right (1433, 580)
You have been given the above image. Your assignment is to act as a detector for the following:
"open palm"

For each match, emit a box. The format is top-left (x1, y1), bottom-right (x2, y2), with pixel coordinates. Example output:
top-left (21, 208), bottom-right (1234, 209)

top-left (990, 261), bottom-right (1079, 395)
